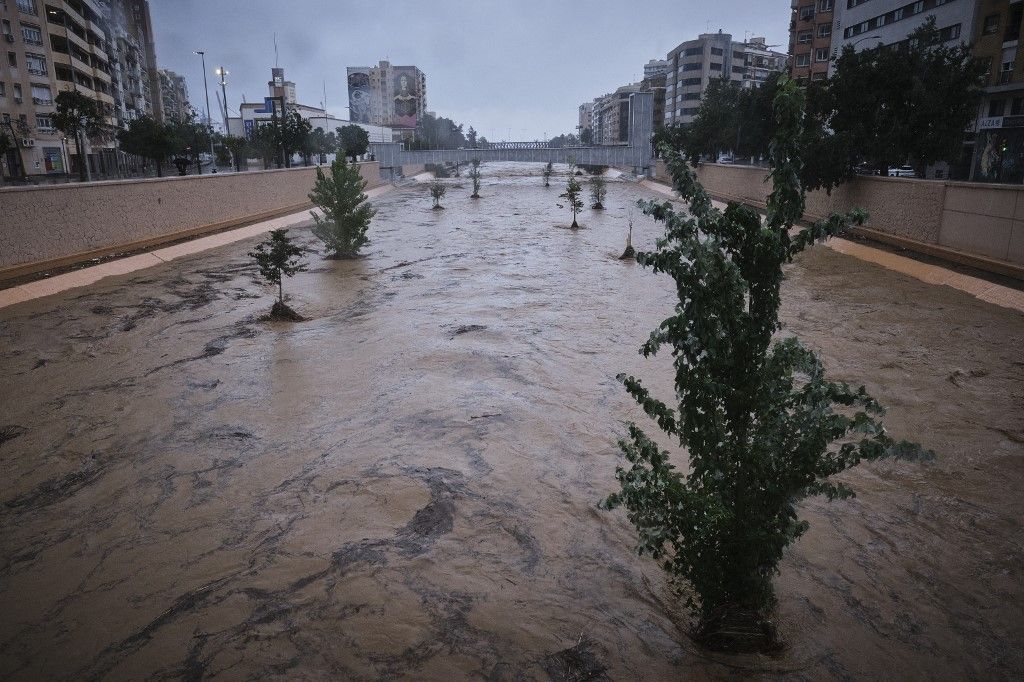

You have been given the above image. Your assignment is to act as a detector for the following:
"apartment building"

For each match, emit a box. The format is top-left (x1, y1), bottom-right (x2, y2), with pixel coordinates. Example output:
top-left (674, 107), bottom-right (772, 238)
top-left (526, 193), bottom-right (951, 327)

top-left (971, 0), bottom-right (1024, 182)
top-left (831, 0), bottom-right (978, 74)
top-left (664, 31), bottom-right (788, 126)
top-left (346, 60), bottom-right (426, 138)
top-left (789, 0), bottom-right (836, 82)
top-left (578, 100), bottom-right (594, 141)
top-left (1, 0), bottom-right (160, 179)
top-left (158, 67), bottom-right (187, 121)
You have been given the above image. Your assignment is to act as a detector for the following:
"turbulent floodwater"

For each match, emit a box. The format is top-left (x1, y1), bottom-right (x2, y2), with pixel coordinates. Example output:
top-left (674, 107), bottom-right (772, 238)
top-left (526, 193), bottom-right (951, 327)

top-left (0, 162), bottom-right (1022, 679)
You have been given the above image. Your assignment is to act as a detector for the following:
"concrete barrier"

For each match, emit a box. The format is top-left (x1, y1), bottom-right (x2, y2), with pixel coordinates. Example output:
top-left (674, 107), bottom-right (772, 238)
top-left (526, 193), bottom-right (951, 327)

top-left (0, 162), bottom-right (388, 279)
top-left (652, 161), bottom-right (1023, 277)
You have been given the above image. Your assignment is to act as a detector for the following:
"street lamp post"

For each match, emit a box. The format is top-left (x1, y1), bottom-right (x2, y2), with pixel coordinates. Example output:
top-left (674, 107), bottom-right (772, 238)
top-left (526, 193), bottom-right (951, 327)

top-left (194, 50), bottom-right (216, 173)
top-left (215, 67), bottom-right (229, 134)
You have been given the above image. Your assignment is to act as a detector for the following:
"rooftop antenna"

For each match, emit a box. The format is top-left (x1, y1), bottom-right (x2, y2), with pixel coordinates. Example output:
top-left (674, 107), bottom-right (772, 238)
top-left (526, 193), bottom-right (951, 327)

top-left (274, 33), bottom-right (279, 67)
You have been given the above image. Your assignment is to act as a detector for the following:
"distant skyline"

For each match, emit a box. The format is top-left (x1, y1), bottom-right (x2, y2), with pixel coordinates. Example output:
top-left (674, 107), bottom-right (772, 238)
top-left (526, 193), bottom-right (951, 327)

top-left (151, 0), bottom-right (791, 141)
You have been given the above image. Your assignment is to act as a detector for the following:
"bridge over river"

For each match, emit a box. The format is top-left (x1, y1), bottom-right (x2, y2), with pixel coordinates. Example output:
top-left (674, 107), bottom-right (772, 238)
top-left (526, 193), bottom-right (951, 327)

top-left (370, 92), bottom-right (655, 179)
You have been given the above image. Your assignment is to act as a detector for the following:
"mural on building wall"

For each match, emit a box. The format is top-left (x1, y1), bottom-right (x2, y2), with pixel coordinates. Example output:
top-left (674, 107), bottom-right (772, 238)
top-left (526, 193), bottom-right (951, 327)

top-left (347, 69), bottom-right (371, 124)
top-left (392, 67), bottom-right (421, 128)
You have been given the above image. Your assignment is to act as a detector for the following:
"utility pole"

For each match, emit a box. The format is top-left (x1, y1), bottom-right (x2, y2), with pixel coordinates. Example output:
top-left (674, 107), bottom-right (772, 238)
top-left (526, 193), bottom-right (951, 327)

top-left (194, 50), bottom-right (215, 173)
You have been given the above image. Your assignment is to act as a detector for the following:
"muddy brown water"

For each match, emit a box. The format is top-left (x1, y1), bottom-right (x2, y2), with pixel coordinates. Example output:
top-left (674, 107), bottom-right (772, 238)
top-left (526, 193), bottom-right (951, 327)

top-left (1, 163), bottom-right (1022, 679)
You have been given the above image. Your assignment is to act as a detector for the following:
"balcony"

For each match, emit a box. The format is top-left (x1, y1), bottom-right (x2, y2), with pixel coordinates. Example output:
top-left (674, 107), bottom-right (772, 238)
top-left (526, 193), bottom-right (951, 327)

top-left (32, 96), bottom-right (54, 105)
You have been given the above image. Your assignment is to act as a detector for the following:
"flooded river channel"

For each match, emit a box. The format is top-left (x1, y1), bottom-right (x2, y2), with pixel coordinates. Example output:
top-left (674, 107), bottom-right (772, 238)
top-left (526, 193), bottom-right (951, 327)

top-left (1, 163), bottom-right (1022, 679)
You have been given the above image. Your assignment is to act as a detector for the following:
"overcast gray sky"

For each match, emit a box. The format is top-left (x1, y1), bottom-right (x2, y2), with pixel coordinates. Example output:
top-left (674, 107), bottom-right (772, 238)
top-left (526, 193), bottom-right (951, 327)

top-left (151, 0), bottom-right (791, 141)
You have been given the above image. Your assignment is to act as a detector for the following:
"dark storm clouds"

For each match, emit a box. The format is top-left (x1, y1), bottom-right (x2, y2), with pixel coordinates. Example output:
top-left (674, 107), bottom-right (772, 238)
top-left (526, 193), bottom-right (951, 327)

top-left (151, 0), bottom-right (790, 140)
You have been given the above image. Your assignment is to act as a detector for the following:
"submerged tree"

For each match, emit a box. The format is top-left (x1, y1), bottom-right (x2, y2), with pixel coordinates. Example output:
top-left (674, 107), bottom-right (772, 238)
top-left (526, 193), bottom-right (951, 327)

top-left (619, 208), bottom-right (635, 260)
top-left (249, 229), bottom-right (307, 320)
top-left (543, 161), bottom-right (553, 187)
top-left (602, 77), bottom-right (932, 652)
top-left (560, 175), bottom-right (583, 228)
top-left (469, 166), bottom-right (482, 199)
top-left (430, 180), bottom-right (447, 209)
top-left (589, 174), bottom-right (607, 209)
top-left (309, 158), bottom-right (376, 258)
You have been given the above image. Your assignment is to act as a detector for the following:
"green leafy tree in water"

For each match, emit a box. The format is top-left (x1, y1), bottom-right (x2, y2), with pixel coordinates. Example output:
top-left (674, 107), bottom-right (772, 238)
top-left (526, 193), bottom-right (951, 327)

top-left (602, 77), bottom-right (933, 652)
top-left (469, 159), bottom-right (482, 198)
top-left (430, 180), bottom-right (447, 209)
top-left (543, 161), bottom-right (553, 187)
top-left (589, 174), bottom-right (607, 209)
top-left (560, 175), bottom-right (583, 228)
top-left (309, 158), bottom-right (377, 259)
top-left (249, 229), bottom-right (307, 319)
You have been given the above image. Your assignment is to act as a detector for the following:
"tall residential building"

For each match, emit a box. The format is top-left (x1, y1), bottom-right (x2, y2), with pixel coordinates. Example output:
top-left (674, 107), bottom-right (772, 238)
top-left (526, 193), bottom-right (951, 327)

top-left (158, 68), bottom-right (188, 121)
top-left (644, 58), bottom-right (669, 78)
top-left (102, 0), bottom-right (161, 124)
top-left (1, 0), bottom-right (160, 179)
top-left (831, 0), bottom-right (977, 75)
top-left (664, 31), bottom-right (787, 126)
top-left (578, 100), bottom-right (594, 141)
top-left (346, 60), bottom-right (426, 136)
top-left (268, 66), bottom-right (296, 105)
top-left (970, 1), bottom-right (1024, 183)
top-left (789, 0), bottom-right (835, 83)
top-left (594, 83), bottom-right (640, 145)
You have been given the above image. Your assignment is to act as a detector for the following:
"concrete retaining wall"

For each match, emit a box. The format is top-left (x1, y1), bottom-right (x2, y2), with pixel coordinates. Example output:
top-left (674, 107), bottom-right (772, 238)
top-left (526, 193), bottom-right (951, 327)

top-left (653, 161), bottom-right (1023, 274)
top-left (0, 162), bottom-right (388, 277)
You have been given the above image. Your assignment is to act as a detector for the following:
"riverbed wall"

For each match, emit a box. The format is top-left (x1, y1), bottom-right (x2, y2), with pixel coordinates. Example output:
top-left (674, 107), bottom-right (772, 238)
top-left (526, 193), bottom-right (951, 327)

top-left (652, 160), bottom-right (1024, 278)
top-left (0, 162), bottom-right (409, 279)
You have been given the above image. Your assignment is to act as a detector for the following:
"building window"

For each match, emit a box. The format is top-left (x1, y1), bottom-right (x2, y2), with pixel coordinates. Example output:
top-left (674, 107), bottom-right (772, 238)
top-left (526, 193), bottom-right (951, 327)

top-left (983, 14), bottom-right (999, 35)
top-left (7, 51), bottom-right (16, 67)
top-left (1000, 61), bottom-right (1015, 84)
top-left (684, 47), bottom-right (702, 56)
top-left (911, 1), bottom-right (923, 14)
top-left (1, 19), bottom-right (11, 38)
top-left (818, 23), bottom-right (832, 37)
top-left (682, 77), bottom-right (701, 85)
top-left (682, 62), bottom-right (702, 71)
top-left (795, 53), bottom-right (811, 67)
top-left (13, 83), bottom-right (22, 103)
top-left (1012, 97), bottom-right (1024, 116)
top-left (683, 91), bottom-right (700, 100)
top-left (0, 81), bottom-right (5, 97)
top-left (682, 107), bottom-right (699, 116)
top-left (30, 83), bottom-right (51, 104)
top-left (938, 23), bottom-right (961, 43)
top-left (16, 0), bottom-right (36, 14)
top-left (817, 0), bottom-right (833, 11)
top-left (20, 23), bottom-right (42, 45)
top-left (24, 52), bottom-right (46, 75)
top-left (798, 30), bottom-right (813, 43)
top-left (800, 5), bottom-right (814, 21)
top-left (989, 99), bottom-right (1005, 117)
top-left (35, 113), bottom-right (53, 131)
top-left (815, 47), bottom-right (830, 62)
top-left (709, 62), bottom-right (722, 71)
top-left (710, 47), bottom-right (724, 55)
top-left (811, 71), bottom-right (827, 81)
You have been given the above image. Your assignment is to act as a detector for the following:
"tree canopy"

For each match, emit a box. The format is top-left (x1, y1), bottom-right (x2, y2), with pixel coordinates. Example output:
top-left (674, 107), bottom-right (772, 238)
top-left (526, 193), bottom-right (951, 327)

top-left (339, 124), bottom-right (370, 161)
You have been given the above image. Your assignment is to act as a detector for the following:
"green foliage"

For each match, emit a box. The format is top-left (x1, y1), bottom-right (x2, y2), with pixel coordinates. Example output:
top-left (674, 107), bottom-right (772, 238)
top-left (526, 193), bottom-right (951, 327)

top-left (410, 113), bottom-right (470, 150)
top-left (560, 175), bottom-right (583, 228)
top-left (118, 115), bottom-right (178, 177)
top-left (547, 133), bottom-right (580, 148)
top-left (430, 180), bottom-right (447, 208)
top-left (339, 124), bottom-right (370, 161)
top-left (249, 229), bottom-right (307, 304)
top-left (589, 174), bottom-right (607, 209)
top-left (543, 161), bottom-right (553, 187)
top-left (0, 130), bottom-right (10, 157)
top-left (279, 109), bottom-right (313, 168)
top-left (249, 124), bottom-right (279, 169)
top-left (580, 128), bottom-right (594, 146)
top-left (309, 158), bottom-right (376, 259)
top-left (169, 112), bottom-right (212, 173)
top-left (828, 17), bottom-right (986, 175)
top-left (469, 166), bottom-right (482, 198)
top-left (603, 77), bottom-right (932, 649)
top-left (54, 89), bottom-right (106, 181)
top-left (222, 135), bottom-right (249, 171)
top-left (467, 126), bottom-right (478, 147)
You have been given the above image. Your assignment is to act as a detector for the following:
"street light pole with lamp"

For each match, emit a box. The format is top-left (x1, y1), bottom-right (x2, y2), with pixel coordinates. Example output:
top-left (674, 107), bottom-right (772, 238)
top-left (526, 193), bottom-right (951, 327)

top-left (193, 50), bottom-right (216, 173)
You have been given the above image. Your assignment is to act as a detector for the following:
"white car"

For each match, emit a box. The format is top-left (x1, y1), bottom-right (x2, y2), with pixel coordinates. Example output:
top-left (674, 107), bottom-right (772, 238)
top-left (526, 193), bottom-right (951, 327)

top-left (888, 165), bottom-right (917, 178)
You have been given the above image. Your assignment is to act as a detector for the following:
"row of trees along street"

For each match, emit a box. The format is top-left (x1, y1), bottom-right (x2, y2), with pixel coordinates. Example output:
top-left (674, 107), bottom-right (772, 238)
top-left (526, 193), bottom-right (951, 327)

top-left (407, 112), bottom-right (586, 150)
top-left (654, 19), bottom-right (987, 190)
top-left (1, 90), bottom-right (374, 183)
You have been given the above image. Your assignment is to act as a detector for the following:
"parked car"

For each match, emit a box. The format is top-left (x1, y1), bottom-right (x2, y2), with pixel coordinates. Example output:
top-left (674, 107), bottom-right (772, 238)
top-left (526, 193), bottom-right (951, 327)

top-left (855, 163), bottom-right (880, 175)
top-left (717, 154), bottom-right (734, 164)
top-left (888, 165), bottom-right (917, 178)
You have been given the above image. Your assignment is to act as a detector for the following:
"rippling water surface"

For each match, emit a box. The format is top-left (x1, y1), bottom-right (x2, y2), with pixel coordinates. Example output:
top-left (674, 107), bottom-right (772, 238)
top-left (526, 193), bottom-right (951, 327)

top-left (1, 162), bottom-right (1022, 679)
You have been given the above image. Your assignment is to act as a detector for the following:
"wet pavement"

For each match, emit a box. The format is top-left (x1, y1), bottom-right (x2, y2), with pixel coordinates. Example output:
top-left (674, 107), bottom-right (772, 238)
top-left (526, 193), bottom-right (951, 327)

top-left (1, 163), bottom-right (1022, 679)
